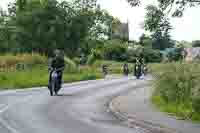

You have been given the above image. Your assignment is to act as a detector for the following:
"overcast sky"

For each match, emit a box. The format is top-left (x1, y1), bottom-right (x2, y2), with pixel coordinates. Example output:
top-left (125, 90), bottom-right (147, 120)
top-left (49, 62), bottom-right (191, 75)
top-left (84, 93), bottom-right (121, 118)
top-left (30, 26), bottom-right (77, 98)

top-left (1, 0), bottom-right (200, 41)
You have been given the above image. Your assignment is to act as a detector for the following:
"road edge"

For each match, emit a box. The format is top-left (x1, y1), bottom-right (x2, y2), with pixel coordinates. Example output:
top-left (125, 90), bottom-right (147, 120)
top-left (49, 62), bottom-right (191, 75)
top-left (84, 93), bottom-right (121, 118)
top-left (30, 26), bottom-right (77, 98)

top-left (108, 87), bottom-right (181, 133)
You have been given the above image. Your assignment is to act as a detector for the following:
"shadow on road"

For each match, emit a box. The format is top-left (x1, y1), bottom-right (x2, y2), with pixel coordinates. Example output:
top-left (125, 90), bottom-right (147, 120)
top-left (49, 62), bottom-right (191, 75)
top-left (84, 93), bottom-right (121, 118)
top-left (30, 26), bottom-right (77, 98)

top-left (54, 94), bottom-right (74, 97)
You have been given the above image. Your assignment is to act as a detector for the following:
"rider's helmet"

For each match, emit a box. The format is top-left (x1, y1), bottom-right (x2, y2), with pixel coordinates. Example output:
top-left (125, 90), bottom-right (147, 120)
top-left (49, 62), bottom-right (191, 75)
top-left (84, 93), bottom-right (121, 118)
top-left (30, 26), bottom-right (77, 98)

top-left (53, 49), bottom-right (64, 60)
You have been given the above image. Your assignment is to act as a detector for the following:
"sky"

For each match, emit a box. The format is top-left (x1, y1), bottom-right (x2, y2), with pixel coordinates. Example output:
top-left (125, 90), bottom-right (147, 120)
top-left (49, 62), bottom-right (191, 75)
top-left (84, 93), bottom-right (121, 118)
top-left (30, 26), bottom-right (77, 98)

top-left (1, 0), bottom-right (200, 41)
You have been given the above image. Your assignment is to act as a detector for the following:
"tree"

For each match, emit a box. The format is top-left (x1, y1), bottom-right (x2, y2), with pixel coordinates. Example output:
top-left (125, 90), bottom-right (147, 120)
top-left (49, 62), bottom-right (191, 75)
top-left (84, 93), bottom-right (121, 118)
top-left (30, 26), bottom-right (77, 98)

top-left (16, 0), bottom-right (27, 12)
top-left (80, 6), bottom-right (122, 57)
top-left (127, 0), bottom-right (200, 17)
top-left (103, 39), bottom-right (127, 61)
top-left (144, 5), bottom-right (174, 50)
top-left (192, 40), bottom-right (200, 47)
top-left (1, 0), bottom-right (122, 57)
top-left (4, 0), bottom-right (103, 56)
top-left (0, 7), bottom-right (11, 53)
top-left (139, 33), bottom-right (152, 48)
top-left (0, 8), bottom-right (5, 24)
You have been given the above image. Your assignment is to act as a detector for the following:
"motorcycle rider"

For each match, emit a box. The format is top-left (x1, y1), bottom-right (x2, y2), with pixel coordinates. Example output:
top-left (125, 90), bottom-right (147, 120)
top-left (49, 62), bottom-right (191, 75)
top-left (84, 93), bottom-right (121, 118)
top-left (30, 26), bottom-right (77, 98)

top-left (123, 63), bottom-right (129, 76)
top-left (141, 57), bottom-right (148, 76)
top-left (102, 64), bottom-right (108, 77)
top-left (134, 57), bottom-right (142, 78)
top-left (141, 57), bottom-right (145, 77)
top-left (48, 49), bottom-right (65, 94)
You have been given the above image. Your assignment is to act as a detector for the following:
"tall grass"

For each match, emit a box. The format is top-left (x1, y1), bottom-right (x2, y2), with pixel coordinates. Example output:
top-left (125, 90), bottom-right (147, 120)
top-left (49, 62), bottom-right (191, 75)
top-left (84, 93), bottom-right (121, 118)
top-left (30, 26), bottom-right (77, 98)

top-left (64, 56), bottom-right (78, 73)
top-left (0, 66), bottom-right (49, 89)
top-left (0, 53), bottom-right (47, 67)
top-left (151, 63), bottom-right (200, 121)
top-left (0, 54), bottom-right (102, 89)
top-left (0, 66), bottom-right (102, 89)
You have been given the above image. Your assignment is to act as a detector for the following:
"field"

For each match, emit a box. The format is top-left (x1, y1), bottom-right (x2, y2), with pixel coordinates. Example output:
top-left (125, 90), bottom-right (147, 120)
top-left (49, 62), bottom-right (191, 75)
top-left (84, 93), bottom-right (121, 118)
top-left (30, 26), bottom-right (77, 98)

top-left (150, 63), bottom-right (200, 122)
top-left (0, 54), bottom-right (134, 89)
top-left (0, 54), bottom-right (102, 89)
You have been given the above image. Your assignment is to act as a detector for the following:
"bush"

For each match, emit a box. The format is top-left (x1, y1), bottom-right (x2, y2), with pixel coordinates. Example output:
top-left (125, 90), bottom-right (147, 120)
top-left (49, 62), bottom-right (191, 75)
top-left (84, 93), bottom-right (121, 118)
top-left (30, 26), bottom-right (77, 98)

top-left (143, 48), bottom-right (162, 63)
top-left (152, 63), bottom-right (200, 120)
top-left (0, 65), bottom-right (102, 89)
top-left (126, 46), bottom-right (162, 63)
top-left (0, 53), bottom-right (47, 67)
top-left (103, 40), bottom-right (127, 61)
top-left (192, 40), bottom-right (200, 47)
top-left (192, 97), bottom-right (200, 113)
top-left (127, 48), bottom-right (137, 63)
top-left (73, 57), bottom-right (80, 65)
top-left (154, 63), bottom-right (197, 103)
top-left (167, 48), bottom-right (183, 62)
top-left (87, 49), bottom-right (102, 65)
top-left (64, 57), bottom-right (78, 73)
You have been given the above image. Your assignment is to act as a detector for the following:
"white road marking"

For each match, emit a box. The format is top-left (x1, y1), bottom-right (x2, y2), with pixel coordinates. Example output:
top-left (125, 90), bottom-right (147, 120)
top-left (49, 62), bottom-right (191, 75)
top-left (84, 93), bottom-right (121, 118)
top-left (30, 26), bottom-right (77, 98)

top-left (0, 118), bottom-right (20, 133)
top-left (0, 95), bottom-right (35, 133)
top-left (0, 95), bottom-right (33, 114)
top-left (0, 105), bottom-right (9, 114)
top-left (0, 104), bottom-right (5, 108)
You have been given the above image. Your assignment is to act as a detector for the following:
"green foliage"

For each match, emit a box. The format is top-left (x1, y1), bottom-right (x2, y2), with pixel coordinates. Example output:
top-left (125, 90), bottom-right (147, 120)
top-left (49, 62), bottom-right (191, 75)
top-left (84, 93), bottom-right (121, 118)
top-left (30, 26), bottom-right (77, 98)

top-left (143, 48), bottom-right (162, 63)
top-left (73, 57), bottom-right (80, 65)
top-left (127, 50), bottom-right (137, 63)
top-left (144, 5), bottom-right (174, 50)
top-left (0, 53), bottom-right (47, 67)
top-left (139, 34), bottom-right (153, 48)
top-left (167, 48), bottom-right (183, 62)
top-left (126, 46), bottom-right (162, 63)
top-left (0, 63), bottom-right (102, 89)
top-left (152, 31), bottom-right (174, 50)
top-left (126, 45), bottom-right (142, 62)
top-left (103, 40), bottom-right (127, 61)
top-left (151, 63), bottom-right (200, 121)
top-left (64, 56), bottom-right (78, 73)
top-left (127, 0), bottom-right (200, 17)
top-left (192, 97), bottom-right (200, 113)
top-left (1, 0), bottom-right (118, 56)
top-left (87, 48), bottom-right (102, 65)
top-left (144, 5), bottom-right (165, 32)
top-left (192, 40), bottom-right (200, 47)
top-left (0, 53), bottom-right (106, 89)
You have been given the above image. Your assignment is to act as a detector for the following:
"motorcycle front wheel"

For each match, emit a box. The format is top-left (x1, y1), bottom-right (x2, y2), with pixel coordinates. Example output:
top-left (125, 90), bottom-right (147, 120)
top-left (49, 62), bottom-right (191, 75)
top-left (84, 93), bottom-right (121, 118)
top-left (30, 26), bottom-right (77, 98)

top-left (50, 79), bottom-right (56, 96)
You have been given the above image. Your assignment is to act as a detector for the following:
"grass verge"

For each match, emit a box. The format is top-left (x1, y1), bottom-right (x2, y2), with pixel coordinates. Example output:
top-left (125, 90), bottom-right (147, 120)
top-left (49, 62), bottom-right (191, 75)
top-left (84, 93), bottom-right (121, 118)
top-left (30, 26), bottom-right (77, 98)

top-left (150, 63), bottom-right (200, 123)
top-left (0, 66), bottom-right (102, 90)
top-left (152, 96), bottom-right (200, 122)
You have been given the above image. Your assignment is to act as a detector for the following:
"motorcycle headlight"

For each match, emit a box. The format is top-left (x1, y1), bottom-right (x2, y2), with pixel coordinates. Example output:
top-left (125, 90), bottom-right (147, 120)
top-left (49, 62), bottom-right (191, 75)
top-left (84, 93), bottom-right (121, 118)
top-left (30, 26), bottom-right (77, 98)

top-left (52, 71), bottom-right (58, 78)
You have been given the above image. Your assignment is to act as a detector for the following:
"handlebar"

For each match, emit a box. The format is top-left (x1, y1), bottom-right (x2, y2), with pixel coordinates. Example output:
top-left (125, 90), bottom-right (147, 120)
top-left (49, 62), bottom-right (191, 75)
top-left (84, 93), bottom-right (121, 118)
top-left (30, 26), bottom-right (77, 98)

top-left (49, 67), bottom-right (65, 72)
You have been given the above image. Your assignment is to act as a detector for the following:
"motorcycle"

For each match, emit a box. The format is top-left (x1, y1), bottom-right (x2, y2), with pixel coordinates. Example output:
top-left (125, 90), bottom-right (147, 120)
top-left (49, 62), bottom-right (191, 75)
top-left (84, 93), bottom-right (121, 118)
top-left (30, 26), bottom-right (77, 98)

top-left (143, 65), bottom-right (148, 76)
top-left (49, 67), bottom-right (64, 96)
top-left (102, 65), bottom-right (108, 78)
top-left (123, 65), bottom-right (129, 76)
top-left (135, 65), bottom-right (142, 79)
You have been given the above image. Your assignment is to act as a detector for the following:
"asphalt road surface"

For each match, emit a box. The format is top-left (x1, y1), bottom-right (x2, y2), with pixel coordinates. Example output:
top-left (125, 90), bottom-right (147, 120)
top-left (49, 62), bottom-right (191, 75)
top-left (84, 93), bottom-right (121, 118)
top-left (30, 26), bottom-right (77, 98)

top-left (0, 76), bottom-right (150, 133)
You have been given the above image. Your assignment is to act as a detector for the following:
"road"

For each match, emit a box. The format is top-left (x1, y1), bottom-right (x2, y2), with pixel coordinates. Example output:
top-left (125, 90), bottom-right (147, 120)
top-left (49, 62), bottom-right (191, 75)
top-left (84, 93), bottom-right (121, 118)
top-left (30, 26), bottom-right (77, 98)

top-left (0, 76), bottom-right (150, 133)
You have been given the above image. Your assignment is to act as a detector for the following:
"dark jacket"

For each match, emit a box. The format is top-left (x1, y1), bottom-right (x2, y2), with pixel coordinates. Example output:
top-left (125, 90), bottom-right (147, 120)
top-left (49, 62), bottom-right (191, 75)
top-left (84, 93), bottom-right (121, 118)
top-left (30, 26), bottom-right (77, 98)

top-left (49, 56), bottom-right (65, 70)
top-left (48, 56), bottom-right (65, 90)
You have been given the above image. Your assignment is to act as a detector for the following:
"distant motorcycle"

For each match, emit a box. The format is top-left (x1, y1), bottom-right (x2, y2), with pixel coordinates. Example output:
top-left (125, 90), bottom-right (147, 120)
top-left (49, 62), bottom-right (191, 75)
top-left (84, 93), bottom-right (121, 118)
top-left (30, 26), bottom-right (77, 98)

top-left (102, 65), bottom-right (108, 78)
top-left (123, 64), bottom-right (129, 76)
top-left (135, 64), bottom-right (142, 79)
top-left (143, 65), bottom-right (148, 76)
